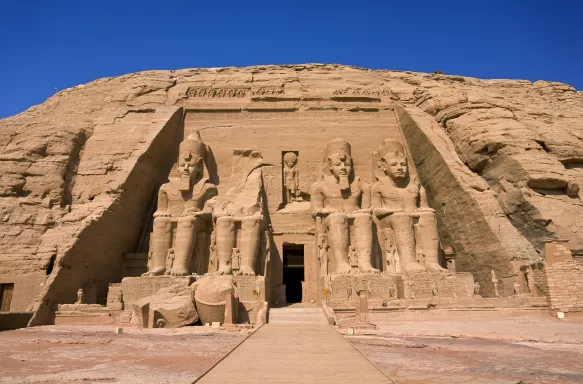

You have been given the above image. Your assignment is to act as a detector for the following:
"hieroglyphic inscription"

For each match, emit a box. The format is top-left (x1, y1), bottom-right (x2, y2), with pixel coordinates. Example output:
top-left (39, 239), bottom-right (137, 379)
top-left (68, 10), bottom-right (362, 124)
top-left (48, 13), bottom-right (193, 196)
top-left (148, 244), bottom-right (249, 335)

top-left (332, 88), bottom-right (391, 97)
top-left (185, 111), bottom-right (396, 122)
top-left (251, 87), bottom-right (285, 96)
top-left (186, 87), bottom-right (249, 98)
top-left (234, 275), bottom-right (266, 302)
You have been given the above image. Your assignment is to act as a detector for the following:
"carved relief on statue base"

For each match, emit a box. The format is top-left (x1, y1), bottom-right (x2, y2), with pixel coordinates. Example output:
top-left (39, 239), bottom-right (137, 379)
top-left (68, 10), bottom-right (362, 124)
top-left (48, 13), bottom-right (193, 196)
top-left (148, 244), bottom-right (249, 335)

top-left (397, 271), bottom-right (474, 299)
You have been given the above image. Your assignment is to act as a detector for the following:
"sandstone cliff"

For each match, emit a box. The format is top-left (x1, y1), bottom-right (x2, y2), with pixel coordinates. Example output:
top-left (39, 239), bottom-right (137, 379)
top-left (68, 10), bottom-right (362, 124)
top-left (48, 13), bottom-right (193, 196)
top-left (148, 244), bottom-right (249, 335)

top-left (1, 64), bottom-right (581, 322)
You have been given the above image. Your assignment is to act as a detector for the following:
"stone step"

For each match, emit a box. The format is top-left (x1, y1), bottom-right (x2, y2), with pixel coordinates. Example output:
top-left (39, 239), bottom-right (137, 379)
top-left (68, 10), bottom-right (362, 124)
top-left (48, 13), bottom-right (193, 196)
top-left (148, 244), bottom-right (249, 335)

top-left (268, 307), bottom-right (327, 324)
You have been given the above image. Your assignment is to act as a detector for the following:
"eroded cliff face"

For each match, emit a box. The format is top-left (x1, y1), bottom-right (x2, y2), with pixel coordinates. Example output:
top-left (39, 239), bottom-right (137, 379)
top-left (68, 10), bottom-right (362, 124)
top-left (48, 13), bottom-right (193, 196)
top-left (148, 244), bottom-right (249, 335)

top-left (1, 64), bottom-right (581, 320)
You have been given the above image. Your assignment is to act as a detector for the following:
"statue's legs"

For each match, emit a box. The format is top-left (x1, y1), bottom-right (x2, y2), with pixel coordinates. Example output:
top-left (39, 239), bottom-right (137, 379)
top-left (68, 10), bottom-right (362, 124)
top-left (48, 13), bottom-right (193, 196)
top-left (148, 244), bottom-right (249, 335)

top-left (389, 213), bottom-right (426, 273)
top-left (215, 216), bottom-right (235, 275)
top-left (239, 216), bottom-right (262, 275)
top-left (325, 213), bottom-right (351, 274)
top-left (353, 213), bottom-right (380, 274)
top-left (171, 216), bottom-right (200, 276)
top-left (144, 217), bottom-right (172, 276)
top-left (417, 211), bottom-right (445, 272)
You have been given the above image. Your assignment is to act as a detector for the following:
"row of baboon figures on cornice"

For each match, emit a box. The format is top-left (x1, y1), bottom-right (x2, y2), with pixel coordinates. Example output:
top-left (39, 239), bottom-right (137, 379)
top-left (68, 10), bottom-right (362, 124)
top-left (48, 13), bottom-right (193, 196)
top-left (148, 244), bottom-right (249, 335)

top-left (143, 132), bottom-right (446, 278)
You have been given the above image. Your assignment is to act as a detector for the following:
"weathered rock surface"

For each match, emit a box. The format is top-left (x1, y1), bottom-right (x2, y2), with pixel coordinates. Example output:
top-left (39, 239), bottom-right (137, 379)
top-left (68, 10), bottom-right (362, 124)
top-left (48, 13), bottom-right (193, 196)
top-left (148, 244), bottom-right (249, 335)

top-left (1, 64), bottom-right (582, 319)
top-left (132, 283), bottom-right (198, 328)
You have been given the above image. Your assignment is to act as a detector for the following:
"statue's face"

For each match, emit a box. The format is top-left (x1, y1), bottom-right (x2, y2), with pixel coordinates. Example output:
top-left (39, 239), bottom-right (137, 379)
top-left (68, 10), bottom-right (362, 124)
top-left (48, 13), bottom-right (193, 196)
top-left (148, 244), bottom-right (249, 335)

top-left (178, 153), bottom-right (203, 181)
top-left (382, 156), bottom-right (407, 181)
top-left (285, 158), bottom-right (296, 168)
top-left (328, 153), bottom-right (351, 180)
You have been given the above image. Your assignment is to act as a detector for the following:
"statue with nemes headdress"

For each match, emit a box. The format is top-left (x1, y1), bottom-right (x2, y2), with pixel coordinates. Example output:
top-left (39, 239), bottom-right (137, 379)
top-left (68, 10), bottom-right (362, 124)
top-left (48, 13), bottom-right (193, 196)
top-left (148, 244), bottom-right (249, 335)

top-left (310, 138), bottom-right (380, 274)
top-left (371, 139), bottom-right (445, 273)
top-left (143, 131), bottom-right (218, 276)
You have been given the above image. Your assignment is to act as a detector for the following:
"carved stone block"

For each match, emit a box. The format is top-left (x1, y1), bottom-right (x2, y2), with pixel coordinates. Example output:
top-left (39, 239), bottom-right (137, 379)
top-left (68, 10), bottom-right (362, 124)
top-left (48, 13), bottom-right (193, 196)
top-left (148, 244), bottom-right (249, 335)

top-left (121, 276), bottom-right (195, 307)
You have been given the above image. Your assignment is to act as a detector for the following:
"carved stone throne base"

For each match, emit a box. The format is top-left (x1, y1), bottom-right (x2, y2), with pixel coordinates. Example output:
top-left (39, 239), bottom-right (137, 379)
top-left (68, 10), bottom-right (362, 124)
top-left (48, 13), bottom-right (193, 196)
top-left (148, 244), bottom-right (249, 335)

top-left (398, 271), bottom-right (474, 299)
top-left (121, 276), bottom-right (196, 308)
top-left (234, 275), bottom-right (267, 324)
top-left (317, 272), bottom-right (474, 303)
top-left (193, 275), bottom-right (267, 325)
top-left (318, 273), bottom-right (399, 303)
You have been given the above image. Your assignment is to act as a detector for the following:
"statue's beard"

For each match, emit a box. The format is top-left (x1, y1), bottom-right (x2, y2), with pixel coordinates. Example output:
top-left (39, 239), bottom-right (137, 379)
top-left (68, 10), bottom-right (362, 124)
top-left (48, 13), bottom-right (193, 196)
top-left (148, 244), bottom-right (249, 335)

top-left (179, 174), bottom-right (191, 192)
top-left (339, 175), bottom-right (349, 190)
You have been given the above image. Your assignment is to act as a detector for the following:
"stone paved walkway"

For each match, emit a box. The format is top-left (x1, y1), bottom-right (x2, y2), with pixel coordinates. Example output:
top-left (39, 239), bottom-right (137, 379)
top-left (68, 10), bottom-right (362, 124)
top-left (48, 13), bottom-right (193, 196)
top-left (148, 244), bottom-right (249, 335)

top-left (196, 323), bottom-right (391, 383)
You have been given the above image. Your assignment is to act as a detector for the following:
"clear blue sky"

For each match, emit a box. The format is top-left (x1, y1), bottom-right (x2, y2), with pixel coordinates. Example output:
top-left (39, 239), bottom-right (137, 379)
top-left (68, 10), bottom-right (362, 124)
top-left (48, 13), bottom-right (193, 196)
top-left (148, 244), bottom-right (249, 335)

top-left (1, 0), bottom-right (581, 118)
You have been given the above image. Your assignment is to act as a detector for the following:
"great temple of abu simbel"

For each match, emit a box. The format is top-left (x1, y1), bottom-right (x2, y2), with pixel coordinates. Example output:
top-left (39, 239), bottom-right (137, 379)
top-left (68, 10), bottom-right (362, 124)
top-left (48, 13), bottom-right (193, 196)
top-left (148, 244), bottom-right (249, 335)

top-left (1, 64), bottom-right (582, 329)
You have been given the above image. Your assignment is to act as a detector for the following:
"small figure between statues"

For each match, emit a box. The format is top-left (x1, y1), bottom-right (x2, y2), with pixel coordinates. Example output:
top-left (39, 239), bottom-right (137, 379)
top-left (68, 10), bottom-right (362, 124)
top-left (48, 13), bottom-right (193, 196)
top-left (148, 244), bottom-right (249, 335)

top-left (474, 281), bottom-right (481, 297)
top-left (75, 288), bottom-right (85, 304)
top-left (491, 270), bottom-right (500, 297)
top-left (513, 280), bottom-right (521, 296)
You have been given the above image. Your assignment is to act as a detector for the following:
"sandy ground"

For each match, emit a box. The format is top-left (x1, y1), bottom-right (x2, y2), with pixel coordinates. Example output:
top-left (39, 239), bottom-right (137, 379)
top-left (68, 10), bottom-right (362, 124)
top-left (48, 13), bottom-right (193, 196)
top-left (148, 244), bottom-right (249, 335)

top-left (2, 315), bottom-right (583, 384)
top-left (0, 325), bottom-right (247, 384)
top-left (345, 314), bottom-right (583, 384)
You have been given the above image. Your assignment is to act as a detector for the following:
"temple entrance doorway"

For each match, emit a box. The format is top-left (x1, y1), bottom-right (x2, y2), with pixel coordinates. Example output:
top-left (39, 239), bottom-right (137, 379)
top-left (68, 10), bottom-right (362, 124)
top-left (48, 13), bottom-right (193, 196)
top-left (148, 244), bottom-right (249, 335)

top-left (0, 283), bottom-right (14, 312)
top-left (283, 244), bottom-right (304, 303)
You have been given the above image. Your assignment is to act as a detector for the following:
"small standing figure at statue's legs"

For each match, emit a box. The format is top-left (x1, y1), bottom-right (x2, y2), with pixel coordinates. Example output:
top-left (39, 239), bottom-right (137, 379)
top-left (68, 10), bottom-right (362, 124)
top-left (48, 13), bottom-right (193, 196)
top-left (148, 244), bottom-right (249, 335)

top-left (513, 280), bottom-right (521, 296)
top-left (75, 289), bottom-right (85, 304)
top-left (348, 246), bottom-right (358, 273)
top-left (474, 282), bottom-right (481, 297)
top-left (164, 250), bottom-right (175, 274)
top-left (283, 152), bottom-right (301, 204)
top-left (232, 248), bottom-right (241, 274)
top-left (318, 233), bottom-right (329, 276)
top-left (431, 281), bottom-right (438, 296)
top-left (491, 269), bottom-right (499, 297)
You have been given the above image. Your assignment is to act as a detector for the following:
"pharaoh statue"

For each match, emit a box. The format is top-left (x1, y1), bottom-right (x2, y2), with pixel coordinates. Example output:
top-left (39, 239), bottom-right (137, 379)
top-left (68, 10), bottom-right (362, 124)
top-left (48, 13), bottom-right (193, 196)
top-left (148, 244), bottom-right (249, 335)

top-left (143, 131), bottom-right (218, 276)
top-left (283, 151), bottom-right (301, 204)
top-left (311, 138), bottom-right (379, 274)
top-left (214, 149), bottom-right (265, 276)
top-left (371, 139), bottom-right (445, 273)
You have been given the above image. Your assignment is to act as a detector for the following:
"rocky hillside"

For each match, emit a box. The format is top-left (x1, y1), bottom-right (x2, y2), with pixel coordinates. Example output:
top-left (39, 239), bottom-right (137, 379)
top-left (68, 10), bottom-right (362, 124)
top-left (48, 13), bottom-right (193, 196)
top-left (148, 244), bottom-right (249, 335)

top-left (1, 64), bottom-right (581, 322)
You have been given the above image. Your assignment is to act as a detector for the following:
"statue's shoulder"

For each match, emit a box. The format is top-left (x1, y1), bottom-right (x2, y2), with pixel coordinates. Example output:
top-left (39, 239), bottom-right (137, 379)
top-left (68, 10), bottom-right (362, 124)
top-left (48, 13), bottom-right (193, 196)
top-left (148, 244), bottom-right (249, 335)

top-left (197, 178), bottom-right (218, 195)
top-left (311, 179), bottom-right (326, 193)
top-left (370, 180), bottom-right (383, 194)
top-left (159, 182), bottom-right (171, 192)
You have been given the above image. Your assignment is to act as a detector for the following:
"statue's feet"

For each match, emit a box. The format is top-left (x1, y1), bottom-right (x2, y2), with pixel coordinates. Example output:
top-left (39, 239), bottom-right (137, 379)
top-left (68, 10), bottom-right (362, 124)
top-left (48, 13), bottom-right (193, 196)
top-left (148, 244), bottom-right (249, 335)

top-left (403, 262), bottom-right (426, 274)
top-left (142, 267), bottom-right (165, 276)
top-left (425, 262), bottom-right (447, 273)
top-left (334, 263), bottom-right (352, 275)
top-left (359, 264), bottom-right (380, 274)
top-left (238, 266), bottom-right (256, 276)
top-left (214, 265), bottom-right (232, 275)
top-left (169, 267), bottom-right (189, 276)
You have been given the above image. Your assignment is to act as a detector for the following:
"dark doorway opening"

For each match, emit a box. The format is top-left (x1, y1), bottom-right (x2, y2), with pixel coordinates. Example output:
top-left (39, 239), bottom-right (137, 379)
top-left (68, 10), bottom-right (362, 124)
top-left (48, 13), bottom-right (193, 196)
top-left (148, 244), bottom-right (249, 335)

top-left (283, 244), bottom-right (304, 303)
top-left (0, 283), bottom-right (14, 312)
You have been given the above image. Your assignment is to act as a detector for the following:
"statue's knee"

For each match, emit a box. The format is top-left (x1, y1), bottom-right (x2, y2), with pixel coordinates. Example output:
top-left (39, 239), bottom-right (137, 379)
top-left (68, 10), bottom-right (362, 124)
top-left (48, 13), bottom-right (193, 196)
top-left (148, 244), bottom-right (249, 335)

top-left (418, 211), bottom-right (436, 223)
top-left (390, 212), bottom-right (412, 227)
top-left (216, 216), bottom-right (234, 229)
top-left (328, 213), bottom-right (347, 225)
top-left (153, 217), bottom-right (170, 230)
top-left (177, 216), bottom-right (196, 229)
top-left (241, 216), bottom-right (260, 229)
top-left (354, 213), bottom-right (372, 226)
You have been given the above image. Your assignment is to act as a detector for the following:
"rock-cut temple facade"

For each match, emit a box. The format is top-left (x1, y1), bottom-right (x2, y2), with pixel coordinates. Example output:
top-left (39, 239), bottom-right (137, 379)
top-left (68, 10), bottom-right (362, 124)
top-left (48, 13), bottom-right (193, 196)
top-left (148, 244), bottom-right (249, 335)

top-left (0, 64), bottom-right (582, 328)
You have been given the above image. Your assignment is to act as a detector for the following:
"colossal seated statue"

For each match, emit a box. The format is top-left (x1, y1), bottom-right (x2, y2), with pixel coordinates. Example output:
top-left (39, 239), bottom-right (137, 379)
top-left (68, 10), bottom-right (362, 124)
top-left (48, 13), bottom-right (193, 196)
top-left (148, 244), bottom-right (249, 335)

top-left (371, 139), bottom-right (445, 273)
top-left (143, 132), bottom-right (217, 276)
top-left (311, 138), bottom-right (379, 275)
top-left (214, 149), bottom-right (265, 276)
